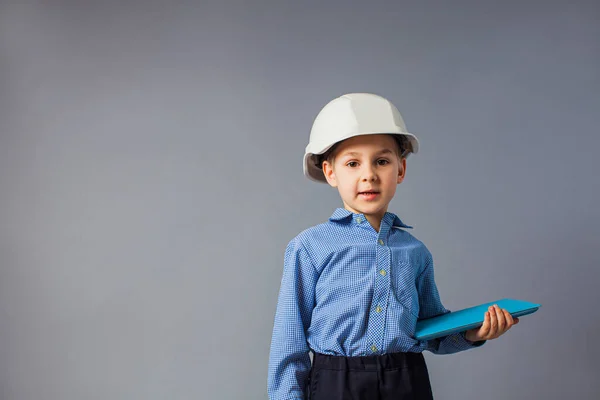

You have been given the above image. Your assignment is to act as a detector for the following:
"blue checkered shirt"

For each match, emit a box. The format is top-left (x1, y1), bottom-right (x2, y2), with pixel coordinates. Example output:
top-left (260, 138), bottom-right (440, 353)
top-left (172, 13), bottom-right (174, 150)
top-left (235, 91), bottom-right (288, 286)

top-left (267, 208), bottom-right (485, 399)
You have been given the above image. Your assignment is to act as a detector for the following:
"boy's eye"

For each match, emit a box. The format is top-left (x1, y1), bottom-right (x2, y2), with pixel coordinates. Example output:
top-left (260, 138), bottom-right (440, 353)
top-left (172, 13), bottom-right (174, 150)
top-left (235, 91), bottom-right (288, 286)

top-left (346, 161), bottom-right (358, 167)
top-left (377, 159), bottom-right (390, 165)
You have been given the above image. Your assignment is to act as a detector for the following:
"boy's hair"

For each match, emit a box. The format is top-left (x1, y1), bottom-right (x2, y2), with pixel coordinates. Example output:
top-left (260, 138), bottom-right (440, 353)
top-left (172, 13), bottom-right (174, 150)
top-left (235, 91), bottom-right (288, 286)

top-left (316, 134), bottom-right (409, 168)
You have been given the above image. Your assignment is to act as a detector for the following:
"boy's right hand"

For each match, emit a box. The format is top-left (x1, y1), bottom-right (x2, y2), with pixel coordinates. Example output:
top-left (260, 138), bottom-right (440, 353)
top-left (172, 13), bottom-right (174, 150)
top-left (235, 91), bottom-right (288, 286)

top-left (464, 304), bottom-right (519, 342)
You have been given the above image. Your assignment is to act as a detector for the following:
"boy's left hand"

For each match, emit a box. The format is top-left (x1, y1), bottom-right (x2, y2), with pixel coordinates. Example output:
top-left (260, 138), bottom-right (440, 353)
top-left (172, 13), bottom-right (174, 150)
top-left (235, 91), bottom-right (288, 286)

top-left (464, 304), bottom-right (519, 342)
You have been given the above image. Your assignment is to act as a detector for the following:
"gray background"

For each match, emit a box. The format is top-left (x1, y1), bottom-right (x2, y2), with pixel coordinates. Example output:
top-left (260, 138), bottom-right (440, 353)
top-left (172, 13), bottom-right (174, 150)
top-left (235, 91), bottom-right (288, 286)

top-left (1, 1), bottom-right (599, 399)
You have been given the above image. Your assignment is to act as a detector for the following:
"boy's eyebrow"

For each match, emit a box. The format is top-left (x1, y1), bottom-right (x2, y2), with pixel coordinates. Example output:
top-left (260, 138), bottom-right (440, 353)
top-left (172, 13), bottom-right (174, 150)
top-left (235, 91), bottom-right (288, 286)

top-left (340, 149), bottom-right (394, 157)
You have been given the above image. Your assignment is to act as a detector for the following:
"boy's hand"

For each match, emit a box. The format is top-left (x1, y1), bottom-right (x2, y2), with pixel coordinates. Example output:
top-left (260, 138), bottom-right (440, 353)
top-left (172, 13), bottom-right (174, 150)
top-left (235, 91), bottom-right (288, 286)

top-left (464, 304), bottom-right (519, 342)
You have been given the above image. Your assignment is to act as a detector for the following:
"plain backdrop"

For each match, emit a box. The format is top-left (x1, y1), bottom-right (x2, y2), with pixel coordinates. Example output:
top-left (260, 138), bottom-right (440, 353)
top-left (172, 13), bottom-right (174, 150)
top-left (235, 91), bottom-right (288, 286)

top-left (1, 1), bottom-right (599, 399)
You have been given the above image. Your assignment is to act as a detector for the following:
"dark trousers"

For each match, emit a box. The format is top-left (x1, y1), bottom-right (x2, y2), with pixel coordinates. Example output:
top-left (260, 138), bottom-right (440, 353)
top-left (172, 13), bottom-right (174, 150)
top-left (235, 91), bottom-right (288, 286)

top-left (307, 351), bottom-right (434, 400)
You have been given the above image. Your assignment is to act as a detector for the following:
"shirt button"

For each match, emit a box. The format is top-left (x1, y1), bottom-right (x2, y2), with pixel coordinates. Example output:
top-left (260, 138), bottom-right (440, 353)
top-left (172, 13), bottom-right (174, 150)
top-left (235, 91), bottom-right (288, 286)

top-left (379, 269), bottom-right (386, 276)
top-left (371, 345), bottom-right (377, 352)
top-left (375, 305), bottom-right (382, 313)
top-left (356, 217), bottom-right (363, 223)
top-left (378, 239), bottom-right (384, 245)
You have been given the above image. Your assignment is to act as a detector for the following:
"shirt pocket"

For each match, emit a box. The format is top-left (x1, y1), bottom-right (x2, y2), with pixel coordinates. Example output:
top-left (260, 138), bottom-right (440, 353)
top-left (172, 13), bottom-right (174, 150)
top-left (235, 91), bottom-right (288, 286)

top-left (393, 261), bottom-right (420, 319)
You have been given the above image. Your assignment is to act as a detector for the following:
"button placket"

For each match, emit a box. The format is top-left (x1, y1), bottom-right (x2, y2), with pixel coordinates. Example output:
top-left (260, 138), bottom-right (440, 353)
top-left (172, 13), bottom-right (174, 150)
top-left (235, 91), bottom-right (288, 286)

top-left (365, 218), bottom-right (394, 356)
top-left (371, 231), bottom-right (391, 354)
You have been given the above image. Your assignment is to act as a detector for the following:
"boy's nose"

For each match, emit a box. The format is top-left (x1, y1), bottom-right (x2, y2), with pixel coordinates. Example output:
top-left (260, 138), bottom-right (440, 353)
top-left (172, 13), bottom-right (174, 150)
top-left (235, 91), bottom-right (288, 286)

top-left (361, 167), bottom-right (377, 181)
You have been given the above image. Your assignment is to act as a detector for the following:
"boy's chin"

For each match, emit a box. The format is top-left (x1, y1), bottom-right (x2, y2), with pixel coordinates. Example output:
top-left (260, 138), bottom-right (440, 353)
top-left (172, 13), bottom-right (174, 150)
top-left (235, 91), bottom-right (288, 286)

top-left (345, 201), bottom-right (387, 215)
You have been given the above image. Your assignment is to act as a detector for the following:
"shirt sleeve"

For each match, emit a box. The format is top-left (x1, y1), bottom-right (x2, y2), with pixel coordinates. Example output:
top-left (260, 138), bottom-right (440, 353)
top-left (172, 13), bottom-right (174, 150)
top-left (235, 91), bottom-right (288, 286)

top-left (416, 248), bottom-right (486, 355)
top-left (267, 237), bottom-right (319, 399)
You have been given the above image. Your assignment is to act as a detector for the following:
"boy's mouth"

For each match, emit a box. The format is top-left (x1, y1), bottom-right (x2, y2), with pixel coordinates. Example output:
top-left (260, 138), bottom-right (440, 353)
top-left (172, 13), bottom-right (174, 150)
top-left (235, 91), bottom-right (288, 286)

top-left (358, 191), bottom-right (380, 200)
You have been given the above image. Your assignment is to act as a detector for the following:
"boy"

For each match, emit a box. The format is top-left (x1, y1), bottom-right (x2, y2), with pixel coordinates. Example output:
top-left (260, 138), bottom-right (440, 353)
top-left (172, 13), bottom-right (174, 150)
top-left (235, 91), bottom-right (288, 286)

top-left (268, 93), bottom-right (519, 399)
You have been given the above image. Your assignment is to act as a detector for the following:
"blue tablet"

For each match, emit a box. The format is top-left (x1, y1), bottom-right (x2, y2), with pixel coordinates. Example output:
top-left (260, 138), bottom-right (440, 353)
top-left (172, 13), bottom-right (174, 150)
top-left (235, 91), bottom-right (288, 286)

top-left (414, 298), bottom-right (541, 341)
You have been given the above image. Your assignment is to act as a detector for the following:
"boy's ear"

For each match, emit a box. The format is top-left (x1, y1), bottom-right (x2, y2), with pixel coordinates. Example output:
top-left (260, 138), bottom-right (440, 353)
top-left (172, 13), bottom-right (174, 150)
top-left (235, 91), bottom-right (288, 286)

top-left (397, 157), bottom-right (407, 184)
top-left (322, 161), bottom-right (338, 187)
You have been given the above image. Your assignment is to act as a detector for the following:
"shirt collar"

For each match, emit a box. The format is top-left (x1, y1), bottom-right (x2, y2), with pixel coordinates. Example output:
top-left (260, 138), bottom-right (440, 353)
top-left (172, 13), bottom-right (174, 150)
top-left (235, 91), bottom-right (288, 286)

top-left (328, 208), bottom-right (413, 229)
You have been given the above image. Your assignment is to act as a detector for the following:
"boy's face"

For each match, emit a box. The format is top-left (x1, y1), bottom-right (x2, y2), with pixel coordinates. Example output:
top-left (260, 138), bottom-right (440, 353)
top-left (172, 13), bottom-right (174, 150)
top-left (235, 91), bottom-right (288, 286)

top-left (322, 134), bottom-right (406, 224)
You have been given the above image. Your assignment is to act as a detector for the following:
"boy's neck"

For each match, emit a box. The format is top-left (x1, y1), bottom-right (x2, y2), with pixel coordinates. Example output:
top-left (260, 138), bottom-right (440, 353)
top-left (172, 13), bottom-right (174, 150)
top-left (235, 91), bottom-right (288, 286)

top-left (343, 205), bottom-right (386, 233)
top-left (365, 215), bottom-right (383, 233)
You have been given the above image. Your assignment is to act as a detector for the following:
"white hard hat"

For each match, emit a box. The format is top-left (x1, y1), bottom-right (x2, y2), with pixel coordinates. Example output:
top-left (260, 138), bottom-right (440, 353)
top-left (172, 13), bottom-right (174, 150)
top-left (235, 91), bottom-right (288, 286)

top-left (303, 93), bottom-right (420, 183)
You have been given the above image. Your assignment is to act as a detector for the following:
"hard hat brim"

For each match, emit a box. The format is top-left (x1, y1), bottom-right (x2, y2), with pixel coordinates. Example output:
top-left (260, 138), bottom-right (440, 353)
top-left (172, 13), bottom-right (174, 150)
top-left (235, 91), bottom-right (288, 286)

top-left (303, 132), bottom-right (420, 183)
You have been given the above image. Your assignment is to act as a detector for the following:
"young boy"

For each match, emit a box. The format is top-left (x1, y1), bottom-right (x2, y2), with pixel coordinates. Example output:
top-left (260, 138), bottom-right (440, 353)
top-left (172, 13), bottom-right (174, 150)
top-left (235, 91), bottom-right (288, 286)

top-left (267, 93), bottom-right (519, 399)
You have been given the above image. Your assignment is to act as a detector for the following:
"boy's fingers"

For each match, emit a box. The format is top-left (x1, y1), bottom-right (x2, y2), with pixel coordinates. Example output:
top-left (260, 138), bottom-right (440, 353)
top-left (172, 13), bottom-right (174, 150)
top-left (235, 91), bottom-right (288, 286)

top-left (503, 309), bottom-right (514, 328)
top-left (488, 307), bottom-right (498, 337)
top-left (478, 312), bottom-right (487, 338)
top-left (494, 305), bottom-right (506, 332)
top-left (480, 311), bottom-right (491, 337)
